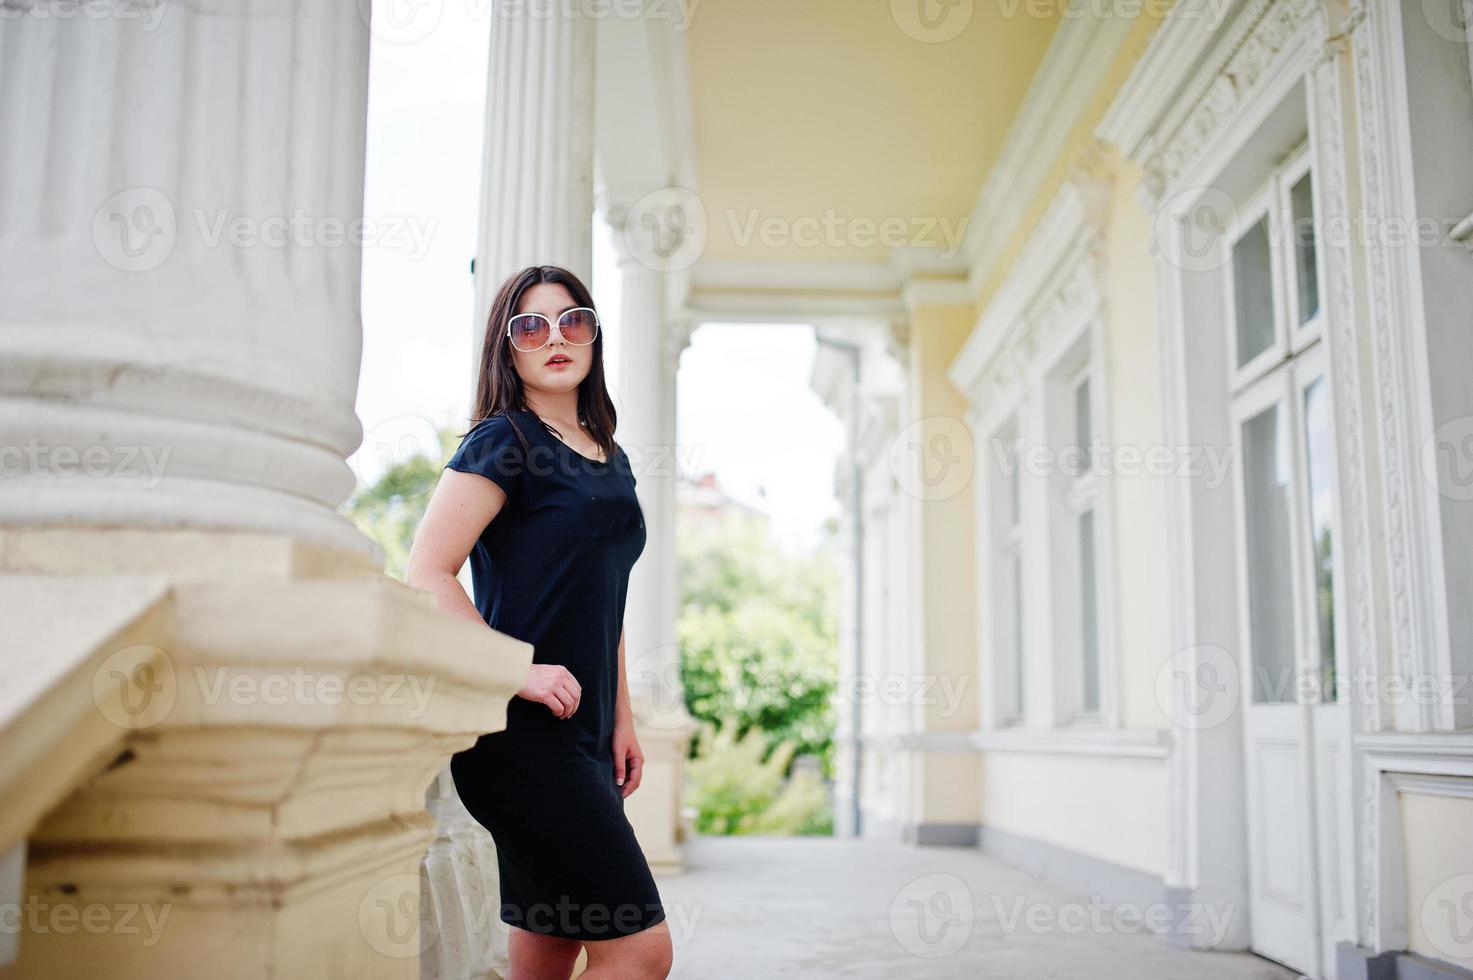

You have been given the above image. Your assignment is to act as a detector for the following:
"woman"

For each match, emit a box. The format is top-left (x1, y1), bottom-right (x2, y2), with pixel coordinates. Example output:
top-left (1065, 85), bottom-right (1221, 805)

top-left (406, 264), bottom-right (673, 980)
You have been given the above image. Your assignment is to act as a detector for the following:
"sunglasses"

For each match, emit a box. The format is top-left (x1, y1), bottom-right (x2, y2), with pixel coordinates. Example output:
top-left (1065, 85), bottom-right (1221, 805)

top-left (506, 307), bottom-right (600, 352)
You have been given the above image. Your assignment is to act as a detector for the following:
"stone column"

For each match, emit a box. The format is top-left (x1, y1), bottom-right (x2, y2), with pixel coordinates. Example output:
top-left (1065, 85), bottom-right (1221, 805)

top-left (604, 202), bottom-right (697, 872)
top-left (0, 4), bottom-right (530, 978)
top-left (0, 0), bottom-right (373, 558)
top-left (470, 0), bottom-right (596, 341)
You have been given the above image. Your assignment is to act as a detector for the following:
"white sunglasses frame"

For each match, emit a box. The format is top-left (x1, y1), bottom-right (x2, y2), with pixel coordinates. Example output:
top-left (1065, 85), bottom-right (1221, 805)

top-left (505, 307), bottom-right (601, 352)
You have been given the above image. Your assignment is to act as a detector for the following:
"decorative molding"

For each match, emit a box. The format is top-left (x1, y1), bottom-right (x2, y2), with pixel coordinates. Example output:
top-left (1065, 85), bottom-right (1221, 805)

top-left (1097, 0), bottom-right (1252, 157)
top-left (1350, 0), bottom-right (1454, 732)
top-left (1112, 0), bottom-right (1321, 202)
top-left (956, 0), bottom-right (1137, 295)
top-left (947, 178), bottom-right (1109, 426)
top-left (1386, 772), bottom-right (1473, 801)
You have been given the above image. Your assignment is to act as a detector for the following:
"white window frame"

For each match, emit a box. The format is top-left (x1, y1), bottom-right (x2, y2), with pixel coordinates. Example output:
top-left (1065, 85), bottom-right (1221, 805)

top-left (1224, 152), bottom-right (1345, 707)
top-left (986, 417), bottom-right (1027, 727)
top-left (1225, 141), bottom-right (1323, 394)
top-left (1064, 363), bottom-right (1106, 722)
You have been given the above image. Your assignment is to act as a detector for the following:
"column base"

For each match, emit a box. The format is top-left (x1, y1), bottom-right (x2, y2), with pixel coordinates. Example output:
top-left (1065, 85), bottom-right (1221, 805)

top-left (0, 528), bottom-right (531, 979)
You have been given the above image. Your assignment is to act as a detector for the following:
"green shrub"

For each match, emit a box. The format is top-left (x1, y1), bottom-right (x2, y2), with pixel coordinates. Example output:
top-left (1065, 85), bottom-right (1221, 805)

top-left (685, 719), bottom-right (833, 836)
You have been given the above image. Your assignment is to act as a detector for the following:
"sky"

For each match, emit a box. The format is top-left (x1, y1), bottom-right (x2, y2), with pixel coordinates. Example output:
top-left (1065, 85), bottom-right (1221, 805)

top-left (351, 1), bottom-right (845, 554)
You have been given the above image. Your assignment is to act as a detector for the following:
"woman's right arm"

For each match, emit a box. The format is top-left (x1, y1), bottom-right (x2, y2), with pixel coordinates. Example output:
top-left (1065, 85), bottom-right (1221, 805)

top-left (404, 471), bottom-right (582, 718)
top-left (405, 469), bottom-right (507, 627)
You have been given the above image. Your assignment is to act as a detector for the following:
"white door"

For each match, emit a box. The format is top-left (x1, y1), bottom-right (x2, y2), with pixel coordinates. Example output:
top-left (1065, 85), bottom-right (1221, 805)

top-left (1231, 365), bottom-right (1323, 977)
top-left (1223, 146), bottom-right (1354, 977)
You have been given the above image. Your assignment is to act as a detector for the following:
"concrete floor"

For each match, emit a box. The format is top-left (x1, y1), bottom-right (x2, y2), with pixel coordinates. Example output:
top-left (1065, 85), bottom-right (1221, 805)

top-left (654, 836), bottom-right (1299, 980)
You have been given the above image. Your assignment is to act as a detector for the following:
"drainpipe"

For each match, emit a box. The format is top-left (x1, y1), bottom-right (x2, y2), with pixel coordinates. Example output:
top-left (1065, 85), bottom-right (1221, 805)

top-left (815, 334), bottom-right (864, 838)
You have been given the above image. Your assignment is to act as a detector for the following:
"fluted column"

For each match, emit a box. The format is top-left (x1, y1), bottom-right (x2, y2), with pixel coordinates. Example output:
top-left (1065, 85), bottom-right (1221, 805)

top-left (605, 200), bottom-right (696, 871)
top-left (612, 249), bottom-right (678, 709)
top-left (470, 0), bottom-right (595, 339)
top-left (0, 1), bottom-right (372, 556)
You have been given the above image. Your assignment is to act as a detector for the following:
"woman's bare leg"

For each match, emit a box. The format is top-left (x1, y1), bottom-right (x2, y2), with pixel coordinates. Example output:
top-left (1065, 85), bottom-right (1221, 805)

top-left (578, 919), bottom-right (672, 979)
top-left (506, 925), bottom-right (585, 980)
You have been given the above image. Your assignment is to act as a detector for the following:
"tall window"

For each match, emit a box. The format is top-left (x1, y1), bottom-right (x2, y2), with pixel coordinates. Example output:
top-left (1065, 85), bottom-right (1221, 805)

top-left (990, 421), bottom-right (1026, 725)
top-left (1227, 144), bottom-right (1339, 704)
top-left (1068, 369), bottom-right (1103, 717)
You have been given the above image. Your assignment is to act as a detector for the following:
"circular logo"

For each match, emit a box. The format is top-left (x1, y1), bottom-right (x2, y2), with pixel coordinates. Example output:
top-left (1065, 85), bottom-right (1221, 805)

top-left (1418, 0), bottom-right (1473, 44)
top-left (359, 872), bottom-right (435, 959)
top-left (92, 187), bottom-right (177, 273)
top-left (352, 414), bottom-right (443, 490)
top-left (93, 645), bottom-right (177, 730)
top-left (1154, 185), bottom-right (1239, 274)
top-left (625, 643), bottom-right (694, 730)
top-left (359, 0), bottom-right (444, 45)
top-left (619, 187), bottom-right (707, 273)
top-left (1421, 415), bottom-right (1473, 502)
top-left (1153, 644), bottom-right (1240, 731)
top-left (889, 415), bottom-right (974, 502)
top-left (889, 872), bottom-right (973, 958)
top-left (1421, 872), bottom-right (1473, 961)
top-left (890, 0), bottom-right (973, 43)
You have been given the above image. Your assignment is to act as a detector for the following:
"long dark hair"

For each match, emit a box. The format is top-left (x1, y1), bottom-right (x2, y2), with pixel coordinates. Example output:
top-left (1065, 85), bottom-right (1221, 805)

top-left (465, 264), bottom-right (619, 461)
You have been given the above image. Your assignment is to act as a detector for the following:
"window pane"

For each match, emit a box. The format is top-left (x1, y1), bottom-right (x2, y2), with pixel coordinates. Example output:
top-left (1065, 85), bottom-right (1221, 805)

top-left (1074, 378), bottom-right (1092, 475)
top-left (1233, 216), bottom-right (1275, 367)
top-left (1242, 402), bottom-right (1296, 702)
top-left (1013, 553), bottom-right (1025, 720)
top-left (1007, 438), bottom-right (1021, 528)
top-left (1079, 508), bottom-right (1100, 713)
top-left (1291, 173), bottom-right (1320, 325)
top-left (1303, 376), bottom-right (1337, 701)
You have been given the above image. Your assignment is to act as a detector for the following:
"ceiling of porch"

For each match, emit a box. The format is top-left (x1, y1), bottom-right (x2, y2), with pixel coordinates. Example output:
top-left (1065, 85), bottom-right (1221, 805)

top-left (684, 0), bottom-right (1062, 268)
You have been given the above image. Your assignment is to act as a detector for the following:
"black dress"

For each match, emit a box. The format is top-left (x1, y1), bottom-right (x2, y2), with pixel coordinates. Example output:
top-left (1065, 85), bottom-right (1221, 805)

top-left (444, 407), bottom-right (667, 942)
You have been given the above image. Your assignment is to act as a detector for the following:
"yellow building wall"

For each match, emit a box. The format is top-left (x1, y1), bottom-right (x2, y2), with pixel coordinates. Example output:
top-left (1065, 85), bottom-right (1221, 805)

top-left (979, 753), bottom-right (1167, 876)
top-left (1400, 791), bottom-right (1473, 972)
top-left (1102, 159), bottom-right (1172, 731)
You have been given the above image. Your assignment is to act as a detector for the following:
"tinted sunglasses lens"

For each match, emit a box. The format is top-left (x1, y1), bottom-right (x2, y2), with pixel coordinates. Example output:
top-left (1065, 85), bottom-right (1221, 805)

top-left (558, 309), bottom-right (598, 344)
top-left (509, 314), bottom-right (547, 350)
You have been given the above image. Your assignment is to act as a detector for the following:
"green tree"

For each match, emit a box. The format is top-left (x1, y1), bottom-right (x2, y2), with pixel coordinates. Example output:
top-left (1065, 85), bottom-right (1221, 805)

top-left (677, 508), bottom-right (839, 776)
top-left (340, 429), bottom-right (456, 580)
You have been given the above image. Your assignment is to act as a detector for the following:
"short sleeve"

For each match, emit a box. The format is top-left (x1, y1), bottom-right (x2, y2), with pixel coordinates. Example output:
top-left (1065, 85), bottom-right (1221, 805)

top-left (621, 445), bottom-right (635, 487)
top-left (445, 415), bottom-right (524, 503)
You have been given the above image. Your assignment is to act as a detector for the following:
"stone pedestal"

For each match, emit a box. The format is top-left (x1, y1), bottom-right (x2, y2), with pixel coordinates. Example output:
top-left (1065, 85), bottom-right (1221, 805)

top-left (0, 532), bottom-right (531, 979)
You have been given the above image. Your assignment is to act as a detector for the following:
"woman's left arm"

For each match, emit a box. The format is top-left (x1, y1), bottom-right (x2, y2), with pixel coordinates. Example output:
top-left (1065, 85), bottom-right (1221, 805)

top-left (611, 626), bottom-right (644, 798)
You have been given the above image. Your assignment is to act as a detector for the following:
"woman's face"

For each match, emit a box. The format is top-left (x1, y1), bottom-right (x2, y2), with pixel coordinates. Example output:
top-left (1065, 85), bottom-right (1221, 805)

top-left (508, 283), bottom-right (594, 396)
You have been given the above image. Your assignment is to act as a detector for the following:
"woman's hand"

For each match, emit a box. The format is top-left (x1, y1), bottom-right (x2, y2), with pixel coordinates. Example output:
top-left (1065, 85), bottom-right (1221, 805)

top-left (517, 664), bottom-right (581, 719)
top-left (611, 721), bottom-right (644, 798)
